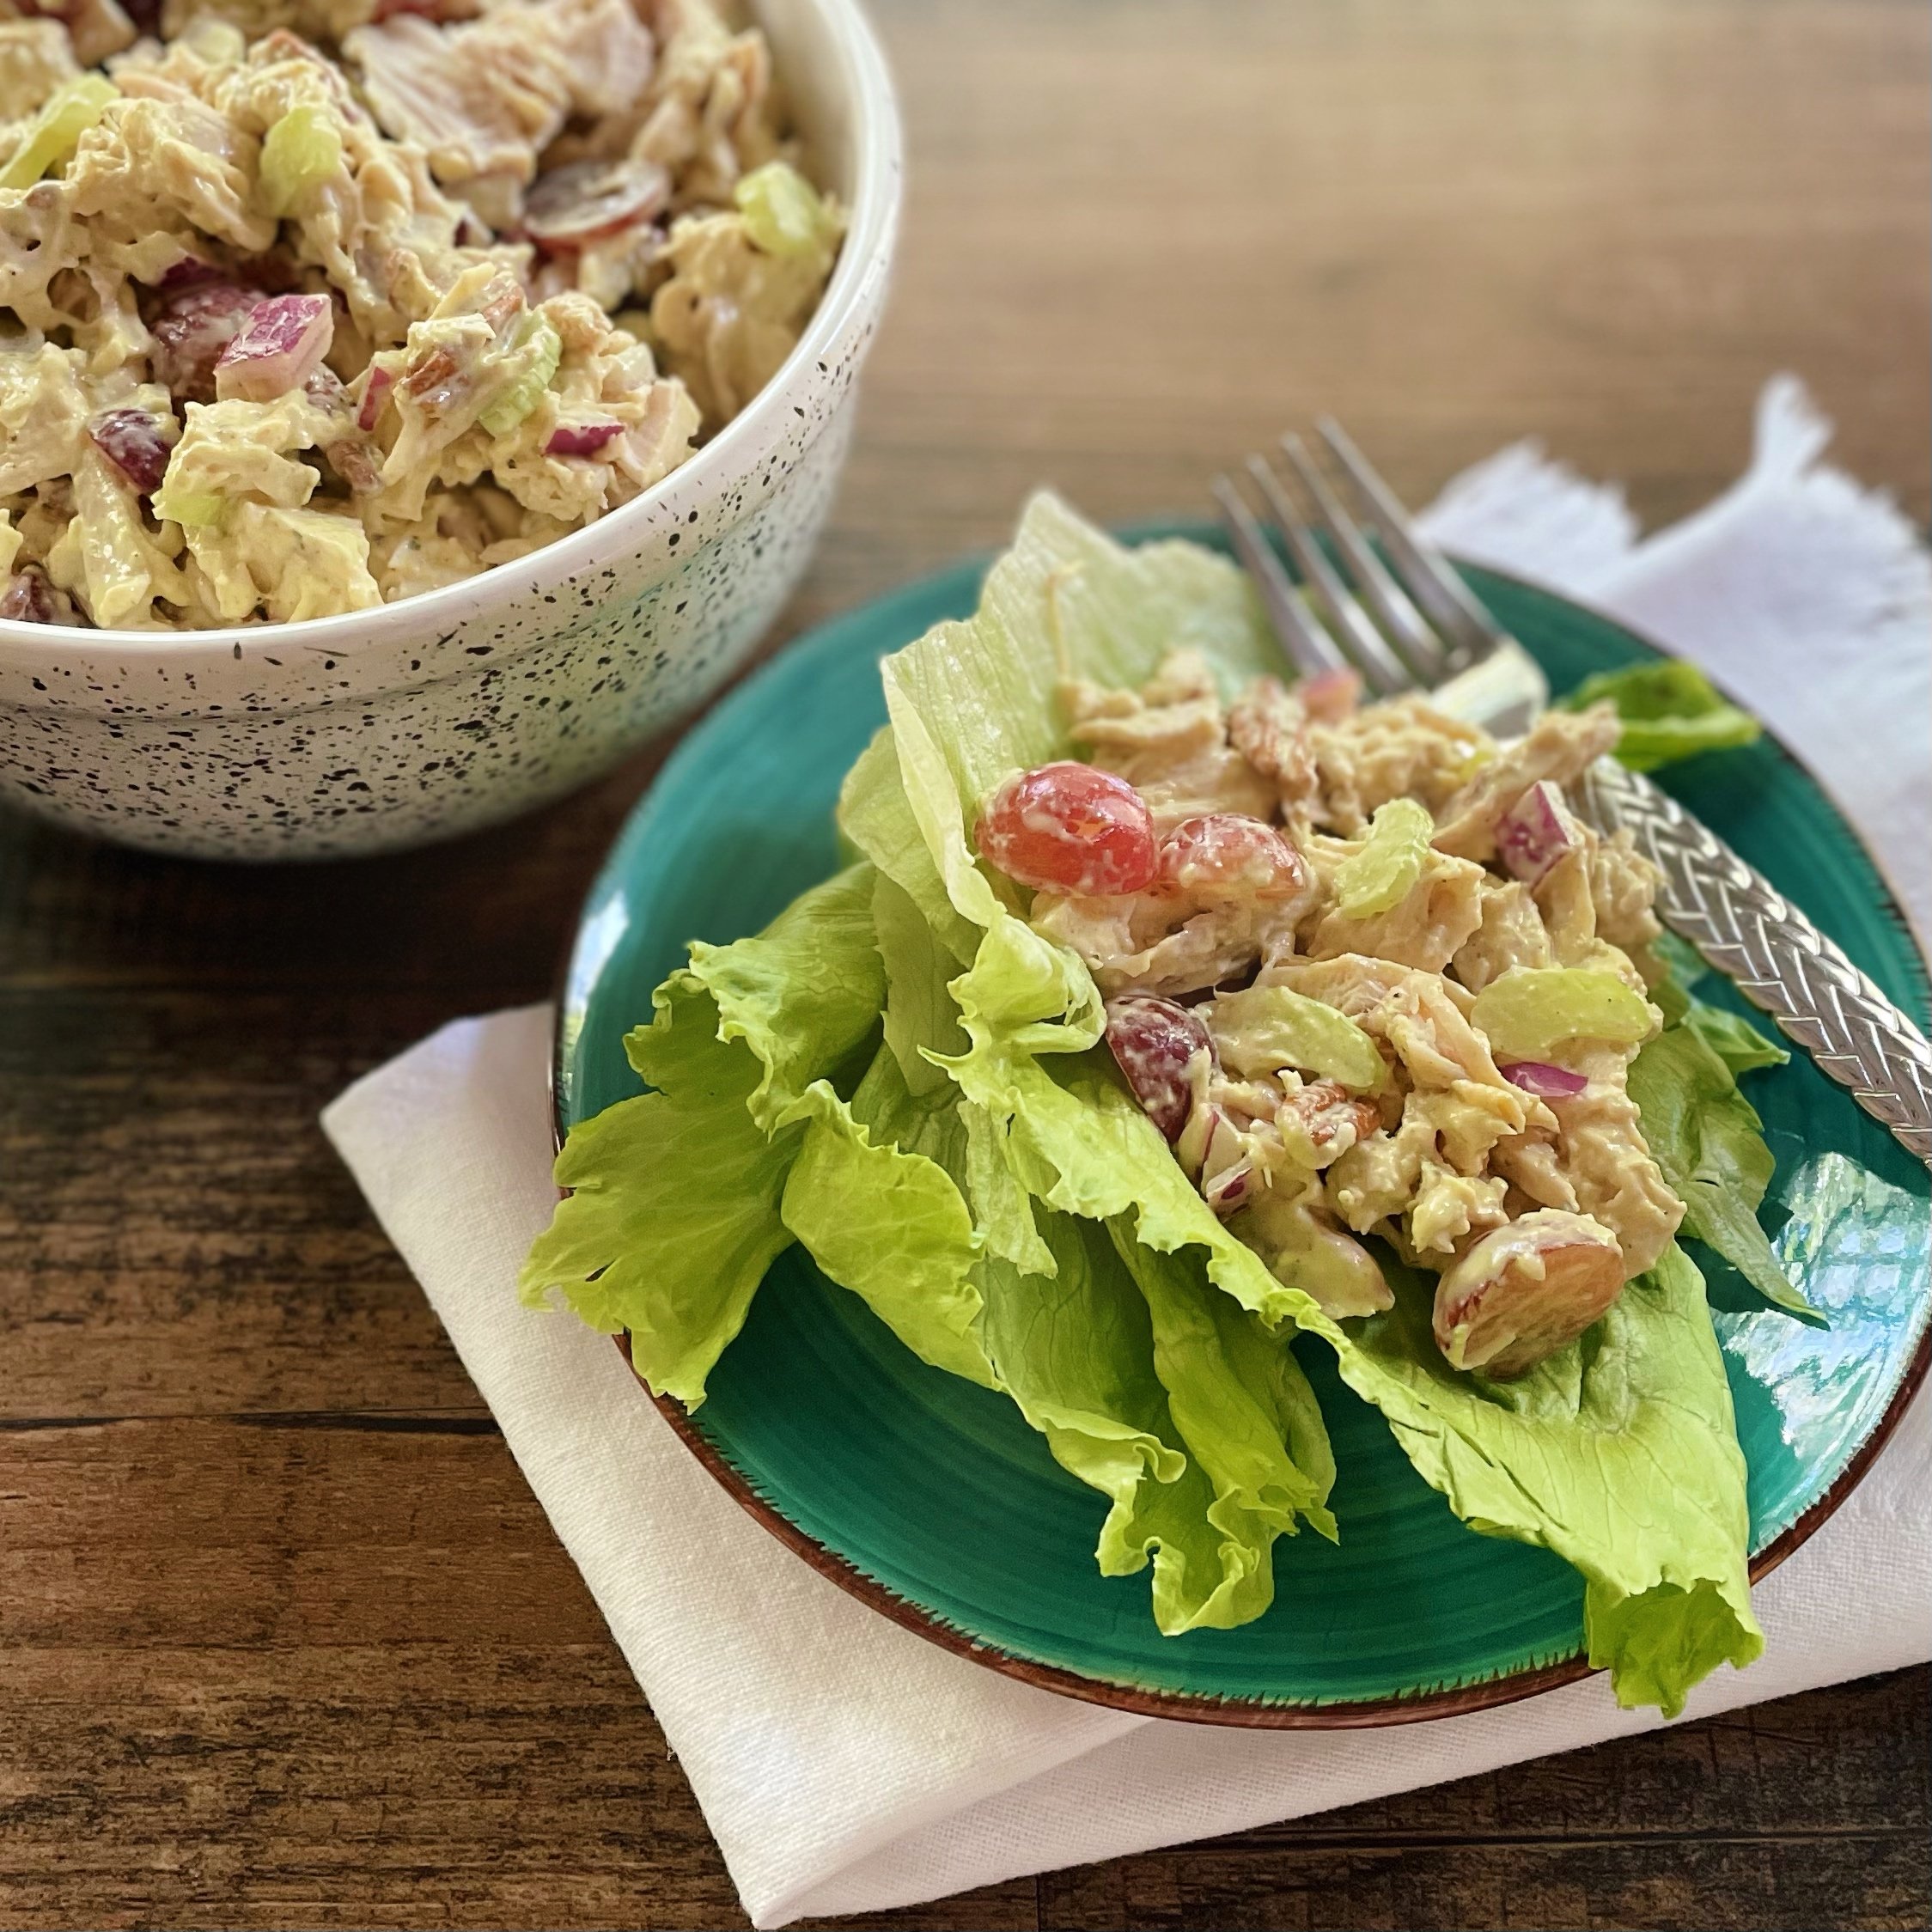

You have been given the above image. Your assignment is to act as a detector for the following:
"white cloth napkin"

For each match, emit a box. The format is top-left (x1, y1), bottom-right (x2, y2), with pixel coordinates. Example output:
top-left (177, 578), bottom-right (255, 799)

top-left (323, 377), bottom-right (1932, 1929)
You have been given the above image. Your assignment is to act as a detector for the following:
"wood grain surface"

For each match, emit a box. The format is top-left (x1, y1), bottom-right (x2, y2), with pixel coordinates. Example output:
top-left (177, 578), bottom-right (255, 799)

top-left (3, 2), bottom-right (1927, 1928)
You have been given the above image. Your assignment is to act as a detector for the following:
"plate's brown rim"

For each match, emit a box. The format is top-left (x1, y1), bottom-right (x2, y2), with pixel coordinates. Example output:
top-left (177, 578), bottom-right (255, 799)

top-left (546, 550), bottom-right (1932, 1729)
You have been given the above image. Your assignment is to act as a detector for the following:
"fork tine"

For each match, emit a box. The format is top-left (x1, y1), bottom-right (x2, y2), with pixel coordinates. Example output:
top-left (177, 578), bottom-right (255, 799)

top-left (1242, 454), bottom-right (1410, 698)
top-left (1316, 417), bottom-right (1507, 667)
top-left (1278, 434), bottom-right (1449, 684)
top-left (1210, 473), bottom-right (1351, 681)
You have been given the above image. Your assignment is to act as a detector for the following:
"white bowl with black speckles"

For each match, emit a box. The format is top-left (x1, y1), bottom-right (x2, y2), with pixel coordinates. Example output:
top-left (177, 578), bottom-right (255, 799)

top-left (0, 0), bottom-right (901, 861)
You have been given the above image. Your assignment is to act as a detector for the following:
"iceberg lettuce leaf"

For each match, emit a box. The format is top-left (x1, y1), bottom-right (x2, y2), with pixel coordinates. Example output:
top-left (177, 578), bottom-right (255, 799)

top-left (775, 848), bottom-right (1336, 1630)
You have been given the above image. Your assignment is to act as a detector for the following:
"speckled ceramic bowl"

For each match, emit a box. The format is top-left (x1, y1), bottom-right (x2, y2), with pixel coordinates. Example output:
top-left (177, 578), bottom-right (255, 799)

top-left (0, 0), bottom-right (901, 860)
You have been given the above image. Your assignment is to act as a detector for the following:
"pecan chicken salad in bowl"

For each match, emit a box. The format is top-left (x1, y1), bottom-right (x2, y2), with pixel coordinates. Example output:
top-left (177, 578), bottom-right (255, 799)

top-left (0, 0), bottom-right (844, 626)
top-left (0, 0), bottom-right (899, 856)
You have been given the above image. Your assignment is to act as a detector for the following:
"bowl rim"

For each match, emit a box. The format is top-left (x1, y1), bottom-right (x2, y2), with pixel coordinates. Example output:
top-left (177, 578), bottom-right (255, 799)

top-left (553, 534), bottom-right (1932, 1728)
top-left (0, 0), bottom-right (904, 668)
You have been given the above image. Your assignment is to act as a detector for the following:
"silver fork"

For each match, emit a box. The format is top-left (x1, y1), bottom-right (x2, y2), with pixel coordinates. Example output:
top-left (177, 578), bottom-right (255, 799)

top-left (1213, 422), bottom-right (1932, 1167)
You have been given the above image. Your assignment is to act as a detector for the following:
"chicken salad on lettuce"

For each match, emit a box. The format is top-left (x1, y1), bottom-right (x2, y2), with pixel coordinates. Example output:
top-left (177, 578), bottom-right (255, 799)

top-left (522, 495), bottom-right (1819, 1715)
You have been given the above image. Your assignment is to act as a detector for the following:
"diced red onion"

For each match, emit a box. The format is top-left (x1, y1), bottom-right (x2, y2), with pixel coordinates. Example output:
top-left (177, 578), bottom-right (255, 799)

top-left (356, 365), bottom-right (394, 431)
top-left (1498, 1060), bottom-right (1589, 1099)
top-left (214, 294), bottom-right (335, 404)
top-left (149, 282), bottom-right (260, 405)
top-left (545, 420), bottom-right (625, 458)
top-left (1496, 780), bottom-right (1580, 885)
top-left (1203, 1156), bottom-right (1253, 1215)
top-left (88, 408), bottom-right (174, 495)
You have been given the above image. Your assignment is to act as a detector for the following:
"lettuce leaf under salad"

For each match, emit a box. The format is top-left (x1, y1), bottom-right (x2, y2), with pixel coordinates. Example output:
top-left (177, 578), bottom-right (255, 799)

top-left (1560, 660), bottom-right (1762, 771)
top-left (525, 493), bottom-right (1813, 1713)
top-left (1632, 936), bottom-right (1815, 1321)
top-left (518, 862), bottom-right (885, 1405)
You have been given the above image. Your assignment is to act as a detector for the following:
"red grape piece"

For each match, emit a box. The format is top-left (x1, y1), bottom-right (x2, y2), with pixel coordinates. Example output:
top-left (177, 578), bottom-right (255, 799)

top-left (976, 761), bottom-right (1158, 896)
top-left (0, 564), bottom-right (76, 625)
top-left (524, 160), bottom-right (671, 251)
top-left (88, 408), bottom-right (174, 495)
top-left (149, 282), bottom-right (260, 406)
top-left (1159, 814), bottom-right (1307, 901)
top-left (1433, 1211), bottom-right (1626, 1378)
top-left (1104, 994), bottom-right (1213, 1143)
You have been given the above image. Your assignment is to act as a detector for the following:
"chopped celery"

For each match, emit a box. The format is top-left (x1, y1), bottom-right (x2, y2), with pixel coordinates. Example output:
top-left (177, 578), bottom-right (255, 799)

top-left (734, 160), bottom-right (841, 263)
top-left (478, 314), bottom-right (562, 436)
top-left (1210, 984), bottom-right (1387, 1092)
top-left (153, 486), bottom-right (227, 529)
top-left (1332, 796), bottom-right (1434, 917)
top-left (259, 104), bottom-right (343, 218)
top-left (0, 75), bottom-right (117, 192)
top-left (1471, 966), bottom-right (1656, 1061)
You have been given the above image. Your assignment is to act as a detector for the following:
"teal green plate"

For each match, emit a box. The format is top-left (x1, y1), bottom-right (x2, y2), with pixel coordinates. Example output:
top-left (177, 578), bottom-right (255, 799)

top-left (556, 529), bottom-right (1932, 1725)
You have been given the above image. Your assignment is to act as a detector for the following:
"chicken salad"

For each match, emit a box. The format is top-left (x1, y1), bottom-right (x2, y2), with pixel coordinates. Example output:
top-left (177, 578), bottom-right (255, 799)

top-left (0, 0), bottom-right (843, 628)
top-left (521, 495), bottom-right (1820, 1716)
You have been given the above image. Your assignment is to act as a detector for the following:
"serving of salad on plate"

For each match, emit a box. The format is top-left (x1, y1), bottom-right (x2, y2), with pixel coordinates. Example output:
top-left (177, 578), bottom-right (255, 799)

top-left (522, 494), bottom-right (1908, 1722)
top-left (0, 0), bottom-right (842, 628)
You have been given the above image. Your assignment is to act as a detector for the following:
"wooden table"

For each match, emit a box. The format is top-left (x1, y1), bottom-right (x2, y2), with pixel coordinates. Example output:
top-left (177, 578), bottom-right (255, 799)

top-left (3, 2), bottom-right (1926, 1927)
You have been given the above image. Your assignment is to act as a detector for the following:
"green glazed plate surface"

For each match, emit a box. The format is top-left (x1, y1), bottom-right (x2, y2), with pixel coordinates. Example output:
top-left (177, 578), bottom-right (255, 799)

top-left (556, 530), bottom-right (1932, 1722)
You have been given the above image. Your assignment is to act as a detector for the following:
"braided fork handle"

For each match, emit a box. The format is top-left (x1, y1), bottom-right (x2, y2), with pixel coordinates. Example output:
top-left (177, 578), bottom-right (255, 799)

top-left (1577, 759), bottom-right (1932, 1167)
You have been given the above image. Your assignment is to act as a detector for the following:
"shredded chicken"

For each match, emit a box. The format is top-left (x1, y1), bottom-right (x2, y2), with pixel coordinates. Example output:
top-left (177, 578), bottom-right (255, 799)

top-left (1431, 703), bottom-right (1622, 862)
top-left (998, 649), bottom-right (1685, 1367)
top-left (0, 18), bottom-right (79, 113)
top-left (346, 0), bottom-right (655, 204)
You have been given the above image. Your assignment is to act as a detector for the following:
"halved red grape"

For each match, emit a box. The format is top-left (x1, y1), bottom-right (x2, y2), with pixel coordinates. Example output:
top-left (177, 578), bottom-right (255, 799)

top-left (976, 762), bottom-right (1158, 896)
top-left (155, 253), bottom-right (221, 293)
top-left (149, 282), bottom-right (260, 405)
top-left (0, 564), bottom-right (75, 625)
top-left (1104, 994), bottom-right (1213, 1143)
top-left (88, 408), bottom-right (174, 495)
top-left (1158, 814), bottom-right (1307, 901)
top-left (1433, 1210), bottom-right (1626, 1378)
top-left (524, 160), bottom-right (671, 251)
